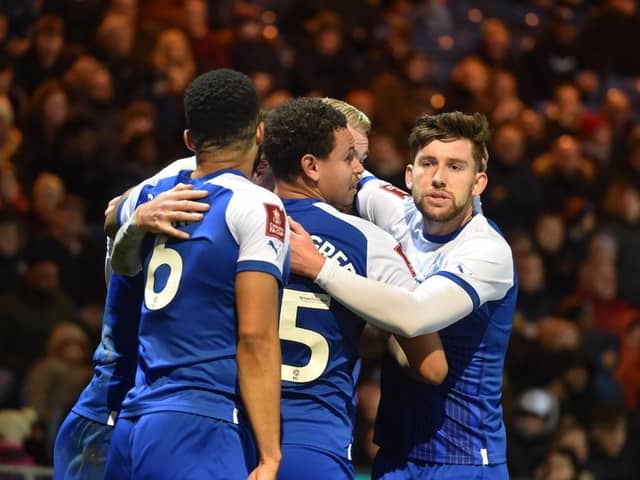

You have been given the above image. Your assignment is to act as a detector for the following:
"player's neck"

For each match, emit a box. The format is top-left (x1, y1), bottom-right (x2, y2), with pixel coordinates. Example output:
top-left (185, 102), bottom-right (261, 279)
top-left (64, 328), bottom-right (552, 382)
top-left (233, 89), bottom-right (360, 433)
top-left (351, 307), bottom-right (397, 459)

top-left (423, 205), bottom-right (474, 237)
top-left (191, 144), bottom-right (258, 179)
top-left (275, 178), bottom-right (326, 202)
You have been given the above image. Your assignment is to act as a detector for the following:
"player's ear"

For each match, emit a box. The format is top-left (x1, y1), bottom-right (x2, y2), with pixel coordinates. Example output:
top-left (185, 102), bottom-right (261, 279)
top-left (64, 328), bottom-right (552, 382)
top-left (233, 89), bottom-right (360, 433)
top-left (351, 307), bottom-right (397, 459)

top-left (255, 121), bottom-right (264, 146)
top-left (472, 171), bottom-right (488, 196)
top-left (300, 154), bottom-right (320, 182)
top-left (183, 130), bottom-right (196, 152)
top-left (405, 163), bottom-right (414, 190)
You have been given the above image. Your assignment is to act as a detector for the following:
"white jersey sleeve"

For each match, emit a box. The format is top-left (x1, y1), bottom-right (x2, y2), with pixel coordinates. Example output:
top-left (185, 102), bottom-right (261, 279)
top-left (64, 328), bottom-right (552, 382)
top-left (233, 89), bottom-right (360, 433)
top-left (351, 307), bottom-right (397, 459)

top-left (355, 171), bottom-right (414, 237)
top-left (355, 218), bottom-right (418, 292)
top-left (117, 156), bottom-right (197, 226)
top-left (313, 232), bottom-right (513, 337)
top-left (226, 188), bottom-right (290, 283)
top-left (434, 233), bottom-right (514, 308)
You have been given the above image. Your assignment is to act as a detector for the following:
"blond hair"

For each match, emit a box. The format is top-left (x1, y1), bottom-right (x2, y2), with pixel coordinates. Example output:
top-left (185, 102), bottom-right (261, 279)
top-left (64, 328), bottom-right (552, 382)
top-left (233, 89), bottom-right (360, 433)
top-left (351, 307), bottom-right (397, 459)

top-left (321, 98), bottom-right (371, 134)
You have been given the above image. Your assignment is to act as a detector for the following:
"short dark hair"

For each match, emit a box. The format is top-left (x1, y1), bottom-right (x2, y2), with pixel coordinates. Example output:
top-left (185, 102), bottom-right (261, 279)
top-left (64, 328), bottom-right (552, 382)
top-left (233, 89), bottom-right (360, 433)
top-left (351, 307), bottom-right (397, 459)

top-left (408, 111), bottom-right (491, 172)
top-left (184, 69), bottom-right (259, 152)
top-left (263, 97), bottom-right (347, 181)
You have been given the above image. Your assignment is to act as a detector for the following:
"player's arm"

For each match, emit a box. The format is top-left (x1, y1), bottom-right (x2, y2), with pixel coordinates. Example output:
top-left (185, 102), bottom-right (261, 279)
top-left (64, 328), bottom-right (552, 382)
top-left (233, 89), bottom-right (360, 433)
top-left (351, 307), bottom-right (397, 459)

top-left (229, 193), bottom-right (289, 479)
top-left (104, 190), bottom-right (131, 239)
top-left (389, 334), bottom-right (448, 384)
top-left (289, 218), bottom-right (513, 337)
top-left (358, 221), bottom-right (447, 384)
top-left (236, 271), bottom-right (282, 476)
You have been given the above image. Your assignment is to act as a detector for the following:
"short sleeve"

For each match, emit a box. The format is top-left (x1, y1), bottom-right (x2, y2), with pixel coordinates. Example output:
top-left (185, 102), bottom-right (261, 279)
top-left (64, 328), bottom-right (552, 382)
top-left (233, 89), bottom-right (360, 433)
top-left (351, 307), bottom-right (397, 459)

top-left (226, 190), bottom-right (290, 284)
top-left (434, 235), bottom-right (514, 308)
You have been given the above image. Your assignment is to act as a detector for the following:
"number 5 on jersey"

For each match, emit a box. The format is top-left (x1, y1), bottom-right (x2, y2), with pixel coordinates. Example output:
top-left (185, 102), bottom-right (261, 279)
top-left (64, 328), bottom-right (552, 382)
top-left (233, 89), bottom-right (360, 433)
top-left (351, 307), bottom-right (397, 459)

top-left (280, 289), bottom-right (330, 383)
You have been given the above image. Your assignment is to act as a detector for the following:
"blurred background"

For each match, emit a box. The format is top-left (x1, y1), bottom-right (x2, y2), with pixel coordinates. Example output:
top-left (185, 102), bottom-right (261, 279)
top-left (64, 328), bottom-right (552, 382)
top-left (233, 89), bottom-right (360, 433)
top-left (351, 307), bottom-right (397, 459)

top-left (0, 1), bottom-right (639, 479)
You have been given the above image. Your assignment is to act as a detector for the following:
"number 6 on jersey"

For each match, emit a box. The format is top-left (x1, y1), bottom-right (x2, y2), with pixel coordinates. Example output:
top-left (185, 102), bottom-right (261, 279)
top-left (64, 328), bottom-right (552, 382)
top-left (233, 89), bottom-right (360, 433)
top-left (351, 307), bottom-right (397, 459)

top-left (144, 237), bottom-right (183, 310)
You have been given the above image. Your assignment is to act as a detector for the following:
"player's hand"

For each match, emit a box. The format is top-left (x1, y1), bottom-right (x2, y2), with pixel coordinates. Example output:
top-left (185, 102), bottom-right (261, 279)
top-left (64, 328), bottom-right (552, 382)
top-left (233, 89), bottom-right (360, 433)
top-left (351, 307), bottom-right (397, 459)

top-left (104, 194), bottom-right (122, 218)
top-left (288, 216), bottom-right (326, 279)
top-left (247, 459), bottom-right (279, 480)
top-left (135, 183), bottom-right (209, 240)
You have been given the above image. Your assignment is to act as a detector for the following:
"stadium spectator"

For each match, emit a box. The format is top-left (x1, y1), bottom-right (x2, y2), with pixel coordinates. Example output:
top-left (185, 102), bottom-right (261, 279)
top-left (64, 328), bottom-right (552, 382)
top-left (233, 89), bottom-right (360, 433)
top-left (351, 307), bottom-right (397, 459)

top-left (24, 322), bottom-right (91, 458)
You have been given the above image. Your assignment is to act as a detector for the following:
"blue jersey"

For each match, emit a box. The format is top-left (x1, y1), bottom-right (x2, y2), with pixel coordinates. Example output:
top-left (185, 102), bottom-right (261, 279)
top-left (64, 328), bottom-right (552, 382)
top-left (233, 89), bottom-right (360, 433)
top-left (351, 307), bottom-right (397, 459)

top-left (119, 168), bottom-right (289, 424)
top-left (280, 198), bottom-right (416, 459)
top-left (357, 175), bottom-right (517, 466)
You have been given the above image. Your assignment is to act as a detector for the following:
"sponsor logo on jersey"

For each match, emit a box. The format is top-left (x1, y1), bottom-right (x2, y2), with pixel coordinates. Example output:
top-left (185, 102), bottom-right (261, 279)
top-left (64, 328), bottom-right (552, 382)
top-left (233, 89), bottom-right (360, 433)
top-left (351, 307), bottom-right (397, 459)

top-left (268, 239), bottom-right (281, 255)
top-left (264, 203), bottom-right (286, 241)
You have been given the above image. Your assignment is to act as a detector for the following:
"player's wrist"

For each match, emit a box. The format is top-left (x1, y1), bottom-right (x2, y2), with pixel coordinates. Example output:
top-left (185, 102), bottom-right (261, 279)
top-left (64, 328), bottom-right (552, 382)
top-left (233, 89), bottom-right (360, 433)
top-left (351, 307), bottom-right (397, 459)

top-left (309, 254), bottom-right (327, 279)
top-left (259, 450), bottom-right (282, 467)
top-left (313, 257), bottom-right (336, 285)
top-left (132, 204), bottom-right (156, 232)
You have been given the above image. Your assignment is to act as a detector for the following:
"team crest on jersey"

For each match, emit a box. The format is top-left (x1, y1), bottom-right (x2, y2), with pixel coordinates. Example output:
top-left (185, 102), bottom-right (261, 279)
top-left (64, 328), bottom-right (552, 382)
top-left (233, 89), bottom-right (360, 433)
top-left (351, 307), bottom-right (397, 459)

top-left (264, 203), bottom-right (286, 241)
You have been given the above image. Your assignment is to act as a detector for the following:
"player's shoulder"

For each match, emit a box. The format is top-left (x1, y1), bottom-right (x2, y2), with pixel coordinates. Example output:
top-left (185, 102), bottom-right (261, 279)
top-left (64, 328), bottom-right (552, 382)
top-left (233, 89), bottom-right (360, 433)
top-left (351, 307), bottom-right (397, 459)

top-left (135, 157), bottom-right (196, 198)
top-left (167, 155), bottom-right (197, 173)
top-left (220, 175), bottom-right (286, 239)
top-left (313, 202), bottom-right (398, 246)
top-left (151, 156), bottom-right (197, 184)
top-left (206, 171), bottom-right (282, 204)
top-left (456, 214), bottom-right (513, 261)
top-left (469, 215), bottom-right (512, 248)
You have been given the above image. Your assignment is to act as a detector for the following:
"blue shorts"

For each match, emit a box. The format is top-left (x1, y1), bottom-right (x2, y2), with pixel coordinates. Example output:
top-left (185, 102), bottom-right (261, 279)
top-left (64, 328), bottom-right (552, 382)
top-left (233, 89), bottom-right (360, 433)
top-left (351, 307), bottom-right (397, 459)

top-left (372, 449), bottom-right (509, 480)
top-left (53, 411), bottom-right (112, 480)
top-left (104, 411), bottom-right (258, 480)
top-left (278, 444), bottom-right (354, 480)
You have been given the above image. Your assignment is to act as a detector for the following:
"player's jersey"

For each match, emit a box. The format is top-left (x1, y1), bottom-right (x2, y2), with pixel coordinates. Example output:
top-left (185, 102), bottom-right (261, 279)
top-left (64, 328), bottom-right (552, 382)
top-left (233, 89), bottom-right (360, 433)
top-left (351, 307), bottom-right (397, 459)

top-left (118, 168), bottom-right (289, 424)
top-left (357, 174), bottom-right (517, 466)
top-left (71, 157), bottom-right (199, 426)
top-left (280, 198), bottom-right (417, 459)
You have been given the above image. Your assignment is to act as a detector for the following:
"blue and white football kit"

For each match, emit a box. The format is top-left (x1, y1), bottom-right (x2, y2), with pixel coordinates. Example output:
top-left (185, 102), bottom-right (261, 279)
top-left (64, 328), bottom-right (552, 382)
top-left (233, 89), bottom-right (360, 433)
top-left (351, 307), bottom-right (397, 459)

top-left (278, 198), bottom-right (417, 480)
top-left (310, 174), bottom-right (516, 479)
top-left (53, 157), bottom-right (197, 480)
top-left (104, 167), bottom-right (289, 479)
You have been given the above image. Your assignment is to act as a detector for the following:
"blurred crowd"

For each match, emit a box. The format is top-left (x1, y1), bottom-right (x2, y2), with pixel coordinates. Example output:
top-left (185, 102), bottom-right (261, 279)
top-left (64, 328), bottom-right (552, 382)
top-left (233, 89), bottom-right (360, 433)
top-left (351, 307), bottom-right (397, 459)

top-left (0, 0), bottom-right (639, 478)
